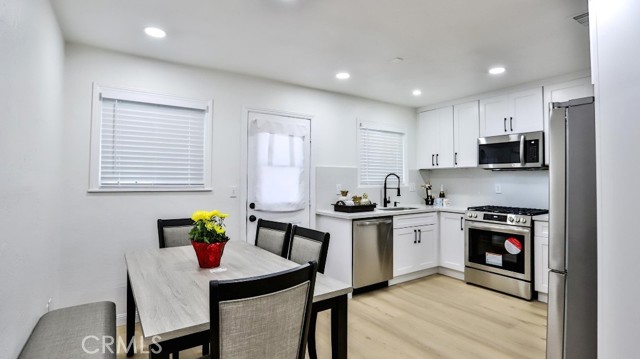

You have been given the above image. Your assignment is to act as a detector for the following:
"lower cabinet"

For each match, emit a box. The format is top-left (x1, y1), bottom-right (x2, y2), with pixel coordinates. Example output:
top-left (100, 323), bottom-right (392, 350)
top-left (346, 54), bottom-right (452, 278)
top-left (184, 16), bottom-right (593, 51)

top-left (393, 214), bottom-right (438, 276)
top-left (439, 212), bottom-right (465, 272)
top-left (534, 221), bottom-right (550, 296)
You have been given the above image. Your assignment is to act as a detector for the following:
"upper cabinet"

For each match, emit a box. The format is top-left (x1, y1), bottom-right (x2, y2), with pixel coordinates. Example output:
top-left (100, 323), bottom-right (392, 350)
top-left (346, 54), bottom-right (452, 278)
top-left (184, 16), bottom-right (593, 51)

top-left (479, 87), bottom-right (543, 137)
top-left (417, 101), bottom-right (479, 169)
top-left (453, 101), bottom-right (479, 168)
top-left (417, 106), bottom-right (454, 169)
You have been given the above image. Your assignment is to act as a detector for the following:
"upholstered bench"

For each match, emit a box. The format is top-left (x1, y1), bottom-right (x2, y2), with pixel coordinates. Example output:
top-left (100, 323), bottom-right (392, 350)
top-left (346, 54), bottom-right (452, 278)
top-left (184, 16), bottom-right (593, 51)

top-left (19, 301), bottom-right (116, 359)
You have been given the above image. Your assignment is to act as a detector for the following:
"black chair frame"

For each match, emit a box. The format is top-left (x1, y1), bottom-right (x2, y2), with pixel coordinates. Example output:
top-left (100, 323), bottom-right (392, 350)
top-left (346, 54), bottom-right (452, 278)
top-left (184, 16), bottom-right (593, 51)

top-left (157, 218), bottom-right (194, 249)
top-left (255, 218), bottom-right (293, 258)
top-left (209, 261), bottom-right (318, 359)
top-left (289, 226), bottom-right (330, 274)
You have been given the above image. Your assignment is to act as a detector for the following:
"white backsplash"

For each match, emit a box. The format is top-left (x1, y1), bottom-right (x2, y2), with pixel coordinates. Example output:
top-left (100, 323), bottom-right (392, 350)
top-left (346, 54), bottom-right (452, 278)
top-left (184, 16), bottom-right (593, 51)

top-left (419, 168), bottom-right (549, 209)
top-left (315, 167), bottom-right (425, 210)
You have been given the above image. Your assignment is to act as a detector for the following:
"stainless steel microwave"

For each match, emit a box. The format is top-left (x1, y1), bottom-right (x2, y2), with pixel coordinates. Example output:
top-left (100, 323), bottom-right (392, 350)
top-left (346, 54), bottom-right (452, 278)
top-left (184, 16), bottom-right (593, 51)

top-left (478, 131), bottom-right (545, 169)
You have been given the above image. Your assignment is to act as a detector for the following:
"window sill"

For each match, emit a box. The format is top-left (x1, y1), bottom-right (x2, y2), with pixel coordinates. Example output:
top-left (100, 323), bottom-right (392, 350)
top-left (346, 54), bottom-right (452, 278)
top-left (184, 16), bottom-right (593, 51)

top-left (88, 187), bottom-right (213, 193)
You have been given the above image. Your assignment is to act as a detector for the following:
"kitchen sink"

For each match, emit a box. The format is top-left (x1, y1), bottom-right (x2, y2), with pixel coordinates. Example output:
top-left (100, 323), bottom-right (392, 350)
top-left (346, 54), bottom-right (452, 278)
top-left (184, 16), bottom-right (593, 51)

top-left (377, 207), bottom-right (417, 211)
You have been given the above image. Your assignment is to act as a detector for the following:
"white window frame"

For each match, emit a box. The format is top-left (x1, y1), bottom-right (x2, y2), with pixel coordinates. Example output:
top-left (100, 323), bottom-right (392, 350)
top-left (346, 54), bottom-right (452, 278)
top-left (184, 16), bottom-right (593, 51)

top-left (88, 84), bottom-right (213, 192)
top-left (357, 120), bottom-right (407, 187)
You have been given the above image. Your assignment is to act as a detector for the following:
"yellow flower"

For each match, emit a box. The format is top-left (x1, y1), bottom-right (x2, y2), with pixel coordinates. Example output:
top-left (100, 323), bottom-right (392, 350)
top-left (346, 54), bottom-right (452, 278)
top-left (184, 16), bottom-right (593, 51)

top-left (214, 225), bottom-right (225, 234)
top-left (205, 222), bottom-right (214, 231)
top-left (219, 213), bottom-right (229, 219)
top-left (191, 210), bottom-right (209, 222)
top-left (207, 210), bottom-right (220, 219)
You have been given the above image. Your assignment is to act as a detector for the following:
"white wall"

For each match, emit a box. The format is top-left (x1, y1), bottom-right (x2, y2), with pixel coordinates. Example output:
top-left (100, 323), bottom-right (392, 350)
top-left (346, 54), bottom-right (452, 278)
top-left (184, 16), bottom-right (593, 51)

top-left (60, 44), bottom-right (415, 318)
top-left (0, 0), bottom-right (64, 356)
top-left (590, 1), bottom-right (640, 357)
top-left (421, 168), bottom-right (549, 209)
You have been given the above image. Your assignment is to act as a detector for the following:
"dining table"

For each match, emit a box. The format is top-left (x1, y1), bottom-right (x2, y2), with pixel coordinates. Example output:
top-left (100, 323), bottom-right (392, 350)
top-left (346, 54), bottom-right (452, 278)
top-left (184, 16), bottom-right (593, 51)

top-left (125, 239), bottom-right (352, 358)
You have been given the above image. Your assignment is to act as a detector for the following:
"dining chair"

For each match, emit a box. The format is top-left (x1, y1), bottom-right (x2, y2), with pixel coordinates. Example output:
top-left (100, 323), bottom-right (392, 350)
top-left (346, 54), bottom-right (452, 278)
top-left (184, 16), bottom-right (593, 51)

top-left (157, 218), bottom-right (194, 248)
top-left (287, 226), bottom-right (330, 359)
top-left (207, 261), bottom-right (318, 359)
top-left (254, 218), bottom-right (292, 258)
top-left (157, 217), bottom-right (205, 359)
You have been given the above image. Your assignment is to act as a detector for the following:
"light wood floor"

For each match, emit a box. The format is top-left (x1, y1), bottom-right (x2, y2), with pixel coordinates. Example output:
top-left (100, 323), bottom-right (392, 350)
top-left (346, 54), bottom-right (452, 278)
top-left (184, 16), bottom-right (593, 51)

top-left (117, 274), bottom-right (547, 358)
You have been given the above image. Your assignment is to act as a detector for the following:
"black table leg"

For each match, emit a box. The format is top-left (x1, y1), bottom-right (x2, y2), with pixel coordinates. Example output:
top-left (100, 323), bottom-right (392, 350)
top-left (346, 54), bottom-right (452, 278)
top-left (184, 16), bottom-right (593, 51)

top-left (149, 342), bottom-right (170, 359)
top-left (126, 274), bottom-right (135, 357)
top-left (331, 295), bottom-right (348, 359)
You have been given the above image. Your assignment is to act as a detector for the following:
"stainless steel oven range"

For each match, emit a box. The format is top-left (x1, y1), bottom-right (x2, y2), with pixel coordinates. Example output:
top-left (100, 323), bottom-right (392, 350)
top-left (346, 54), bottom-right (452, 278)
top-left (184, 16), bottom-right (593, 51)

top-left (464, 205), bottom-right (548, 300)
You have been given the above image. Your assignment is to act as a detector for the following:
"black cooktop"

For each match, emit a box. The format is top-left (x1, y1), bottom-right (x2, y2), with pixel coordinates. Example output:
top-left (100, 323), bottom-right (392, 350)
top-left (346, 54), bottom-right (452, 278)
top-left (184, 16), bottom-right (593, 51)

top-left (467, 205), bottom-right (549, 216)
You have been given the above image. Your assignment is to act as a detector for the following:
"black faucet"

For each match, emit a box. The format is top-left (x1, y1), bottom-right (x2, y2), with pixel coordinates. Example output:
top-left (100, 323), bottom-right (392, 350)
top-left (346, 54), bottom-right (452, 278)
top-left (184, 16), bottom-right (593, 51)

top-left (383, 173), bottom-right (401, 207)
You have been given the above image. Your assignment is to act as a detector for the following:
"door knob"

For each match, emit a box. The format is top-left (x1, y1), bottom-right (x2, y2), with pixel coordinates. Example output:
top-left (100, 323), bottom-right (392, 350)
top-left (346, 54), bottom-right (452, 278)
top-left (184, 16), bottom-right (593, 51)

top-left (249, 215), bottom-right (257, 222)
top-left (249, 203), bottom-right (256, 209)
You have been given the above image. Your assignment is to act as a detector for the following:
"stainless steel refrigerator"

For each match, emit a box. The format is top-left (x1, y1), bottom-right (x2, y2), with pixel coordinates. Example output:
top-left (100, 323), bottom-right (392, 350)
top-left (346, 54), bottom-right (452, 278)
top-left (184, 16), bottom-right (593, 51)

top-left (547, 97), bottom-right (597, 359)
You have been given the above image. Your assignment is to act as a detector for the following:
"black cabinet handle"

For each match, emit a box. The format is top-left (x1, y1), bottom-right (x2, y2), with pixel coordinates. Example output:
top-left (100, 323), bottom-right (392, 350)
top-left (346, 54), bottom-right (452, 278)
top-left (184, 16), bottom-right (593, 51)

top-left (436, 154), bottom-right (439, 166)
top-left (249, 215), bottom-right (257, 222)
top-left (454, 152), bottom-right (458, 166)
top-left (431, 154), bottom-right (435, 166)
top-left (460, 217), bottom-right (464, 231)
top-left (413, 229), bottom-right (417, 244)
top-left (418, 229), bottom-right (422, 243)
top-left (510, 117), bottom-right (513, 132)
top-left (504, 118), bottom-right (507, 132)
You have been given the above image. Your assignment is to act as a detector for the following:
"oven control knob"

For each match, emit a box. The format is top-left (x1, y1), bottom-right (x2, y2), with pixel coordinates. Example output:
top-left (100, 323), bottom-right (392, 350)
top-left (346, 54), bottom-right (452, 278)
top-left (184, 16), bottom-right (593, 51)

top-left (509, 217), bottom-right (514, 222)
top-left (473, 213), bottom-right (477, 218)
top-left (467, 212), bottom-right (472, 218)
top-left (516, 218), bottom-right (521, 223)
top-left (522, 218), bottom-right (527, 223)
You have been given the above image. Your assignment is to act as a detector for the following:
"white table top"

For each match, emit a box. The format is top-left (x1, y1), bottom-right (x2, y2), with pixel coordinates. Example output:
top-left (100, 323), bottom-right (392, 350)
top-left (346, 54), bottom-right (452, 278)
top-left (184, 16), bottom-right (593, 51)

top-left (125, 240), bottom-right (352, 342)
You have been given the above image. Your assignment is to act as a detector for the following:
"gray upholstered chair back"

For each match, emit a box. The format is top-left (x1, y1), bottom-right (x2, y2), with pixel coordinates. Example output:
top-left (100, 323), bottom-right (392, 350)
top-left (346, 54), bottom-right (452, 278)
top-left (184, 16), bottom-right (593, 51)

top-left (210, 262), bottom-right (318, 359)
top-left (289, 226), bottom-right (330, 273)
top-left (219, 282), bottom-right (310, 358)
top-left (157, 218), bottom-right (194, 248)
top-left (255, 219), bottom-right (292, 258)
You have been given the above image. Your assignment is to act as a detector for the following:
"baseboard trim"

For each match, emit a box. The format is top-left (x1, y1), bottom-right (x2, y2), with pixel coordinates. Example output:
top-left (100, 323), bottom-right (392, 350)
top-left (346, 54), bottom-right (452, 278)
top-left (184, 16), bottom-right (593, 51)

top-left (389, 267), bottom-right (439, 285)
top-left (438, 267), bottom-right (465, 281)
top-left (537, 292), bottom-right (548, 303)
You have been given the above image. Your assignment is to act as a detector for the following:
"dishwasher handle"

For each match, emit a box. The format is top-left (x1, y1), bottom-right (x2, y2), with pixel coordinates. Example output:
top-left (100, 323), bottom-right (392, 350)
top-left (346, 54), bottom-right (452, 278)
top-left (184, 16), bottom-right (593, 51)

top-left (354, 218), bottom-right (393, 227)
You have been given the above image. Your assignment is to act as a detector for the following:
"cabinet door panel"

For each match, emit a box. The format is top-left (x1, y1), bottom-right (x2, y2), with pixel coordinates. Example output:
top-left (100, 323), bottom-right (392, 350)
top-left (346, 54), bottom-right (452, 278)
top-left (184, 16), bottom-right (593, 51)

top-left (394, 227), bottom-right (418, 276)
top-left (437, 107), bottom-right (454, 168)
top-left (454, 101), bottom-right (479, 168)
top-left (511, 87), bottom-right (543, 133)
top-left (535, 235), bottom-right (550, 294)
top-left (479, 95), bottom-right (510, 137)
top-left (417, 110), bottom-right (439, 169)
top-left (415, 225), bottom-right (438, 271)
top-left (440, 213), bottom-right (465, 272)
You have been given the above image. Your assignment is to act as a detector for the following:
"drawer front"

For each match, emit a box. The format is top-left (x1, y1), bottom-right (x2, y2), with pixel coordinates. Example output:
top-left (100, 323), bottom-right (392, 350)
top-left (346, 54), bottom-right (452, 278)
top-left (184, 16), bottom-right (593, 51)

top-left (394, 213), bottom-right (437, 229)
top-left (535, 221), bottom-right (549, 237)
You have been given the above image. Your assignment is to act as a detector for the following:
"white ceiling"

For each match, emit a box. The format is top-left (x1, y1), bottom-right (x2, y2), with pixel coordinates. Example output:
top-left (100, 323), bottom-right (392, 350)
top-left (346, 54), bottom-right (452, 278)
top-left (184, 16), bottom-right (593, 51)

top-left (50, 0), bottom-right (591, 108)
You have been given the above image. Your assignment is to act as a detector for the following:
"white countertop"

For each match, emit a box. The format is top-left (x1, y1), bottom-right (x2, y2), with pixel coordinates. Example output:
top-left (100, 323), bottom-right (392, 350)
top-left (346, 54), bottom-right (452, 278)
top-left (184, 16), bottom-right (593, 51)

top-left (533, 213), bottom-right (549, 222)
top-left (316, 204), bottom-right (468, 220)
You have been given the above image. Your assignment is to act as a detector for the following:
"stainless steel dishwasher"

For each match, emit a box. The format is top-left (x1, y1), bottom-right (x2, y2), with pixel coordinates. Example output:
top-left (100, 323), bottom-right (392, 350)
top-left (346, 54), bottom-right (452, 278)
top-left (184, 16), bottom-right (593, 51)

top-left (352, 217), bottom-right (393, 289)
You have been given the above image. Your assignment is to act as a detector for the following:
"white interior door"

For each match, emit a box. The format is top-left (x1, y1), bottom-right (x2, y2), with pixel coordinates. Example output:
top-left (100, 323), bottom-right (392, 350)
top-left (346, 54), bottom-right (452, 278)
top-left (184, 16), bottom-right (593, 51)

top-left (246, 111), bottom-right (311, 244)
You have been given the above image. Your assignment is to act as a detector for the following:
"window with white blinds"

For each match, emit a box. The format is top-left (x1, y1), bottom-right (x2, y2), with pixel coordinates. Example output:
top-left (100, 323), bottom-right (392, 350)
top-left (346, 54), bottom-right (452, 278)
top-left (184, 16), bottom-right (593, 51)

top-left (359, 124), bottom-right (405, 186)
top-left (89, 86), bottom-right (212, 191)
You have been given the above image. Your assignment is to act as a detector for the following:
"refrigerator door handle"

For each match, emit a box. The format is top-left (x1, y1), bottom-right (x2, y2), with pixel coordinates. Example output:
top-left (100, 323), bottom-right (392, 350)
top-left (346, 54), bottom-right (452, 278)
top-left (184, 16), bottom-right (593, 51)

top-left (549, 107), bottom-right (567, 271)
top-left (547, 271), bottom-right (566, 359)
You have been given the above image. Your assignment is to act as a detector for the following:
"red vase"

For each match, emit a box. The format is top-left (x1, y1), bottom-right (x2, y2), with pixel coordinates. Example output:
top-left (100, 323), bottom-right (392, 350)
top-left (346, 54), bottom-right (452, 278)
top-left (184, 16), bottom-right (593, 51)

top-left (191, 240), bottom-right (228, 268)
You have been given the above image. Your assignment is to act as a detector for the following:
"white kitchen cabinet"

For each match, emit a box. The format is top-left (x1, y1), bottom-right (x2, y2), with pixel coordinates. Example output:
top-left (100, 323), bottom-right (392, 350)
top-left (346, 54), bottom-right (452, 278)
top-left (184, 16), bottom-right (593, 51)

top-left (479, 87), bottom-right (543, 137)
top-left (439, 212), bottom-right (465, 272)
top-left (393, 213), bottom-right (439, 276)
top-left (453, 101), bottom-right (479, 168)
top-left (418, 102), bottom-right (478, 169)
top-left (417, 106), bottom-right (454, 169)
top-left (534, 220), bottom-right (549, 300)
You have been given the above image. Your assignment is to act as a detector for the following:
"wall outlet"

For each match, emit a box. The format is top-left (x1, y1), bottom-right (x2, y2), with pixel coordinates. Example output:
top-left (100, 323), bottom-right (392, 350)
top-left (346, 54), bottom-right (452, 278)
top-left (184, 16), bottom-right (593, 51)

top-left (46, 297), bottom-right (52, 312)
top-left (230, 185), bottom-right (238, 198)
top-left (495, 184), bottom-right (502, 194)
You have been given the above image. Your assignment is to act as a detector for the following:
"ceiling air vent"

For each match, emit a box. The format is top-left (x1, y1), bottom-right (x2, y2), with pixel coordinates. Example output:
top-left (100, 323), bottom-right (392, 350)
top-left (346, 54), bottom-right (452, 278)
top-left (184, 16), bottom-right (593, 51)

top-left (573, 12), bottom-right (589, 27)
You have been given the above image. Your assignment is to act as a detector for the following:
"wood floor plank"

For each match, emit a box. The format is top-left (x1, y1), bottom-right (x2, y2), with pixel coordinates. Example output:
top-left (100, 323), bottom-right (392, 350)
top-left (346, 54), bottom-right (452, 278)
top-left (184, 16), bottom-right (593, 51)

top-left (116, 274), bottom-right (547, 358)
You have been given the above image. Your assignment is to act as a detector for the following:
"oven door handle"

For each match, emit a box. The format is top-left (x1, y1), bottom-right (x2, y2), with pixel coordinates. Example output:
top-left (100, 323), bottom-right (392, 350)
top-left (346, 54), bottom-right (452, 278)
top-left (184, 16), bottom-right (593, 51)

top-left (465, 221), bottom-right (531, 235)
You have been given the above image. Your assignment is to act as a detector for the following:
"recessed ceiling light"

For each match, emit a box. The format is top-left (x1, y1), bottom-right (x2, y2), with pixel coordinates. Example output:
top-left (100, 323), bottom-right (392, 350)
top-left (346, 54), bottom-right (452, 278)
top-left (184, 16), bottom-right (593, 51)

top-left (412, 89), bottom-right (422, 96)
top-left (144, 27), bottom-right (166, 38)
top-left (336, 72), bottom-right (351, 80)
top-left (489, 67), bottom-right (506, 75)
